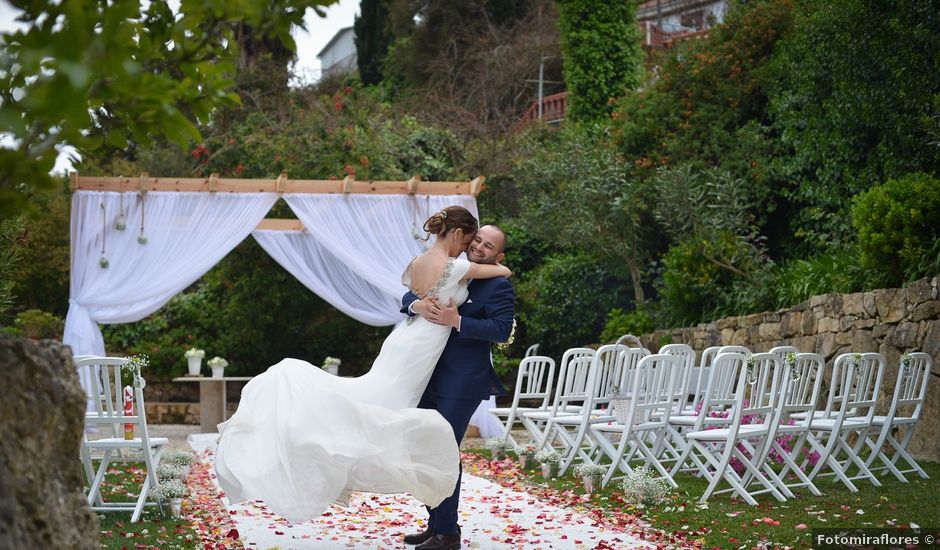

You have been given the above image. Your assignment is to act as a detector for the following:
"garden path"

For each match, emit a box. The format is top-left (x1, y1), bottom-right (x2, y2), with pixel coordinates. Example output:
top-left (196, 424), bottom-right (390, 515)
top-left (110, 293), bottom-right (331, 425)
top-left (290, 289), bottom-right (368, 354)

top-left (187, 433), bottom-right (663, 549)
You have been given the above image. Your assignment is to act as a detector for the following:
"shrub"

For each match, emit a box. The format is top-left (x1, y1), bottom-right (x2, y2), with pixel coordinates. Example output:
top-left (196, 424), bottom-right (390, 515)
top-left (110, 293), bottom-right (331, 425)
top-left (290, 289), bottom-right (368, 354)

top-left (12, 309), bottom-right (64, 340)
top-left (772, 248), bottom-right (882, 309)
top-left (599, 307), bottom-right (654, 343)
top-left (517, 253), bottom-right (631, 358)
top-left (852, 173), bottom-right (940, 285)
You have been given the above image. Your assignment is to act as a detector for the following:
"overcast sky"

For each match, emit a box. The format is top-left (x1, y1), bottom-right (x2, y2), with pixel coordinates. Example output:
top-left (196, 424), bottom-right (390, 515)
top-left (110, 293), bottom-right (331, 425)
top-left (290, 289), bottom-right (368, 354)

top-left (0, 0), bottom-right (361, 171)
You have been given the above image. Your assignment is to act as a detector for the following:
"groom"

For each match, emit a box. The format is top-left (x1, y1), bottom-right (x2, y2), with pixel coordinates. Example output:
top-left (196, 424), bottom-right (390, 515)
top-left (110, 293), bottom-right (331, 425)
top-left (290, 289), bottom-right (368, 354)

top-left (400, 224), bottom-right (515, 550)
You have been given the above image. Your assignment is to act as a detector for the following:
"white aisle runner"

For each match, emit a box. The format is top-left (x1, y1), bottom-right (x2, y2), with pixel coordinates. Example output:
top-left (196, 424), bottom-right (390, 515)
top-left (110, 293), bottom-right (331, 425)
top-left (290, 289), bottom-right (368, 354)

top-left (188, 434), bottom-right (657, 549)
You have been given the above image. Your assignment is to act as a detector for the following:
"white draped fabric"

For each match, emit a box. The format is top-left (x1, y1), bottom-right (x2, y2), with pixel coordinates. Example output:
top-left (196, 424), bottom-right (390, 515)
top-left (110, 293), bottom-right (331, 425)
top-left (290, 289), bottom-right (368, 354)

top-left (252, 194), bottom-right (477, 326)
top-left (252, 230), bottom-right (401, 326)
top-left (65, 191), bottom-right (278, 358)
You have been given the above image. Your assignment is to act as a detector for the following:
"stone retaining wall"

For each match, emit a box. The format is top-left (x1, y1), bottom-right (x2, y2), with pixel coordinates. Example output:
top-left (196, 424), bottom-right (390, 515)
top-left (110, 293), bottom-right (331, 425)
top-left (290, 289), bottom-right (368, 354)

top-left (638, 275), bottom-right (940, 462)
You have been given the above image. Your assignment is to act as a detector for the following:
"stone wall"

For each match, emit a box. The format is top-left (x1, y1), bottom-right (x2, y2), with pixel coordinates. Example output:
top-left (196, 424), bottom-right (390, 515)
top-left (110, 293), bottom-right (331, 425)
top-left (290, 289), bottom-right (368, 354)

top-left (0, 335), bottom-right (99, 549)
top-left (638, 275), bottom-right (940, 462)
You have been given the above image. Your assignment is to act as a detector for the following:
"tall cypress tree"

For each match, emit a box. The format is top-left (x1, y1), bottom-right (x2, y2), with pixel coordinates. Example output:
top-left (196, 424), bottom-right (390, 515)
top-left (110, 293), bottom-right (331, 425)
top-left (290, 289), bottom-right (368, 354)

top-left (355, 0), bottom-right (393, 85)
top-left (556, 0), bottom-right (642, 122)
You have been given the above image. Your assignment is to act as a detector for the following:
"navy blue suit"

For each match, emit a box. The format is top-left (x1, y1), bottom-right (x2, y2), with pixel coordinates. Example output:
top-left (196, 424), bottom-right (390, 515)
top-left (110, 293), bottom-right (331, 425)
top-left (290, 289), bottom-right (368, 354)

top-left (401, 275), bottom-right (514, 536)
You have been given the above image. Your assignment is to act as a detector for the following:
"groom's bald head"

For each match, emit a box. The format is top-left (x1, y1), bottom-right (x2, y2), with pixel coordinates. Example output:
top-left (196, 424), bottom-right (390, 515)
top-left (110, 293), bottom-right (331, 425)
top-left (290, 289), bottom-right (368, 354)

top-left (468, 225), bottom-right (506, 265)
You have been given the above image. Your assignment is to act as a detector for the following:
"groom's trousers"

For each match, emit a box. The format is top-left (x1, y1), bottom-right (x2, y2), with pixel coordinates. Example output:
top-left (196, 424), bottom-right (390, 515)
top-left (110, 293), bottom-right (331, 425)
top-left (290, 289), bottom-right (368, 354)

top-left (417, 391), bottom-right (480, 537)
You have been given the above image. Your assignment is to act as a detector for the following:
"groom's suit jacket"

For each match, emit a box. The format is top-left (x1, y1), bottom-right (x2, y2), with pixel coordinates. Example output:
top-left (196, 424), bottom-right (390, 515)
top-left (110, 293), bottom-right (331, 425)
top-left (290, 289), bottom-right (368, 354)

top-left (402, 276), bottom-right (514, 401)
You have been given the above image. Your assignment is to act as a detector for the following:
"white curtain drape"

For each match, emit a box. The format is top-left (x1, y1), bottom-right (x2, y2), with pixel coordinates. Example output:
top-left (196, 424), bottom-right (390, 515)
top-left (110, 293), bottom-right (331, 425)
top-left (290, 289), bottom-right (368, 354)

top-left (276, 194), bottom-right (479, 323)
top-left (65, 191), bottom-right (278, 358)
top-left (252, 230), bottom-right (402, 326)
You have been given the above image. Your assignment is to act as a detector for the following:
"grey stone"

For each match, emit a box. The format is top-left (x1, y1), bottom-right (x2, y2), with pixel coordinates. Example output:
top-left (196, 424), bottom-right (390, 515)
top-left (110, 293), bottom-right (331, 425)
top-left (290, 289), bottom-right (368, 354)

top-left (780, 312), bottom-right (801, 338)
top-left (818, 317), bottom-right (840, 333)
top-left (911, 300), bottom-right (940, 322)
top-left (0, 335), bottom-right (98, 550)
top-left (716, 317), bottom-right (737, 330)
top-left (839, 315), bottom-right (858, 331)
top-left (887, 321), bottom-right (919, 349)
top-left (762, 312), bottom-right (782, 323)
top-left (816, 333), bottom-right (837, 360)
top-left (759, 322), bottom-right (781, 341)
top-left (842, 293), bottom-right (865, 316)
top-left (906, 278), bottom-right (933, 306)
top-left (802, 312), bottom-right (818, 335)
top-left (854, 318), bottom-right (877, 330)
top-left (876, 288), bottom-right (906, 323)
top-left (864, 292), bottom-right (879, 317)
top-left (809, 294), bottom-right (829, 309)
top-left (741, 313), bottom-right (763, 327)
top-left (850, 329), bottom-right (878, 353)
top-left (873, 323), bottom-right (892, 340)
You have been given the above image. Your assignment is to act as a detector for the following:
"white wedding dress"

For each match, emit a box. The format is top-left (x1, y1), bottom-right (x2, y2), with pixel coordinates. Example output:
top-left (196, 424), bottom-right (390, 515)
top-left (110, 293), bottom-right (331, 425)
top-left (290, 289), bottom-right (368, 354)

top-left (215, 258), bottom-right (470, 523)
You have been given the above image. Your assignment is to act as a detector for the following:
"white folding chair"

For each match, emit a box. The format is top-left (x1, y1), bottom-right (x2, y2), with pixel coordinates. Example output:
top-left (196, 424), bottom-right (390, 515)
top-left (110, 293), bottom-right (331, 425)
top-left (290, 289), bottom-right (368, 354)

top-left (684, 353), bottom-right (788, 505)
top-left (681, 345), bottom-right (748, 415)
top-left (524, 343), bottom-right (540, 357)
top-left (864, 352), bottom-right (932, 481)
top-left (769, 345), bottom-right (800, 359)
top-left (669, 352), bottom-right (743, 476)
top-left (521, 348), bottom-right (595, 449)
top-left (545, 344), bottom-right (635, 474)
top-left (590, 353), bottom-right (682, 488)
top-left (77, 356), bottom-right (168, 523)
top-left (488, 355), bottom-right (555, 450)
top-left (659, 343), bottom-right (695, 416)
top-left (764, 353), bottom-right (826, 497)
top-left (805, 352), bottom-right (885, 492)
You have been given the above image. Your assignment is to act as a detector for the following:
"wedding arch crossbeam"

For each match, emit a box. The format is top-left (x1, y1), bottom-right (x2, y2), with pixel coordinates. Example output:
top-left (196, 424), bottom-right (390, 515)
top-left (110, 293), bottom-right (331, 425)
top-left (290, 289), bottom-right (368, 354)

top-left (65, 172), bottom-right (483, 365)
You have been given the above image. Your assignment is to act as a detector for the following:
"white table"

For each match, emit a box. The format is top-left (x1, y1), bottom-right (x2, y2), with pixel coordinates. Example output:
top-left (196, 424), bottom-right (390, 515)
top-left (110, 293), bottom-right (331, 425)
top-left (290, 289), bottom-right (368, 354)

top-left (172, 376), bottom-right (253, 432)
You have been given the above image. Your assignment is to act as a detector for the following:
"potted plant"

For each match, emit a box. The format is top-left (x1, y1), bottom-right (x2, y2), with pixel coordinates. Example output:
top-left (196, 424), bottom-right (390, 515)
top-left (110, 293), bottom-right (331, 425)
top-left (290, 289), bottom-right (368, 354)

top-left (207, 356), bottom-right (228, 379)
top-left (517, 445), bottom-right (536, 469)
top-left (620, 466), bottom-right (671, 508)
top-left (158, 461), bottom-right (189, 482)
top-left (322, 356), bottom-right (341, 376)
top-left (574, 463), bottom-right (607, 495)
top-left (534, 448), bottom-right (565, 480)
top-left (184, 348), bottom-right (205, 376)
top-left (484, 437), bottom-right (512, 460)
top-left (151, 479), bottom-right (187, 518)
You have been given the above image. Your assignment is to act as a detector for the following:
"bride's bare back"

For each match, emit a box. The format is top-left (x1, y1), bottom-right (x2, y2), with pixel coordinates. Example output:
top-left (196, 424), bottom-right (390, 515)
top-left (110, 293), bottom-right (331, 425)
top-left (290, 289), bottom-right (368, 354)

top-left (407, 251), bottom-right (511, 299)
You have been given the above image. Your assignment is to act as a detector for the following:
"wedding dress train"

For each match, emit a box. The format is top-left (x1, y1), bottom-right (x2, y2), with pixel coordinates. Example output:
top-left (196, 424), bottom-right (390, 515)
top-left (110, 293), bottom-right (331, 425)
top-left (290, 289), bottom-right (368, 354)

top-left (215, 258), bottom-right (470, 523)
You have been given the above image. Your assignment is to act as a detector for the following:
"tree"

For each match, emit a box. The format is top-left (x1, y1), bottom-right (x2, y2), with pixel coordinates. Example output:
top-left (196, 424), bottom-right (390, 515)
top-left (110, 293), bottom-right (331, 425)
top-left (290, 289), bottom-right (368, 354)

top-left (556, 0), bottom-right (642, 122)
top-left (355, 0), bottom-right (393, 85)
top-left (767, 0), bottom-right (940, 247)
top-left (516, 126), bottom-right (651, 304)
top-left (0, 0), bottom-right (335, 222)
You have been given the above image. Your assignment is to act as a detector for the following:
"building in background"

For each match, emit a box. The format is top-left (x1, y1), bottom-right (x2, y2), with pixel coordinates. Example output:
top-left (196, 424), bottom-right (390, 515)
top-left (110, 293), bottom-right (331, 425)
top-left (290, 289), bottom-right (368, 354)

top-left (317, 26), bottom-right (357, 78)
top-left (636, 0), bottom-right (727, 48)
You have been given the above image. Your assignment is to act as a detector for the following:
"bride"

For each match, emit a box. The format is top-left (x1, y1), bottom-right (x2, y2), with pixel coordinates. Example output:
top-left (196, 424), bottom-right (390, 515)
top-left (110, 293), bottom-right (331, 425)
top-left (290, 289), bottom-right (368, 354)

top-left (215, 206), bottom-right (511, 523)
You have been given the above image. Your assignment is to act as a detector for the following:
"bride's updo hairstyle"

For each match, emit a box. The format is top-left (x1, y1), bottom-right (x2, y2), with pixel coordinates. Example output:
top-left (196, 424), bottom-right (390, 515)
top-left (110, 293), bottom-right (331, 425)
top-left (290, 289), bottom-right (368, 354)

top-left (422, 206), bottom-right (478, 239)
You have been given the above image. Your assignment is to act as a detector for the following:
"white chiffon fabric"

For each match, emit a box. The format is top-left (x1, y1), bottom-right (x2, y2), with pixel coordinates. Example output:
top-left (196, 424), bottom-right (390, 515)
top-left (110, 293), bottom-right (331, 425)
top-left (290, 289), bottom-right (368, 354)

top-left (252, 230), bottom-right (400, 326)
top-left (282, 194), bottom-right (478, 305)
top-left (215, 258), bottom-right (472, 523)
top-left (65, 192), bottom-right (277, 404)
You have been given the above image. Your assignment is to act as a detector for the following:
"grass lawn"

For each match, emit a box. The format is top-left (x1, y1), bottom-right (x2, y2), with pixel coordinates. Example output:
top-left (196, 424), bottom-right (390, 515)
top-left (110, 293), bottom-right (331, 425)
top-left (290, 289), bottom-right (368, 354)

top-left (91, 456), bottom-right (240, 550)
top-left (92, 462), bottom-right (199, 549)
top-left (465, 449), bottom-right (940, 549)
